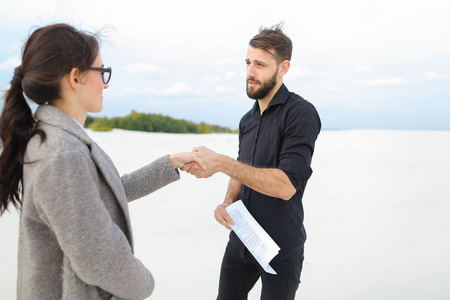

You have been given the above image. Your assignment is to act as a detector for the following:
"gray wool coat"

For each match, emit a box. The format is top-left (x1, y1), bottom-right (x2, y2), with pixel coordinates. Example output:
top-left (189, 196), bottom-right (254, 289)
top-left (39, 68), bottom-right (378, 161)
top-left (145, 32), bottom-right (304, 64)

top-left (17, 105), bottom-right (180, 300)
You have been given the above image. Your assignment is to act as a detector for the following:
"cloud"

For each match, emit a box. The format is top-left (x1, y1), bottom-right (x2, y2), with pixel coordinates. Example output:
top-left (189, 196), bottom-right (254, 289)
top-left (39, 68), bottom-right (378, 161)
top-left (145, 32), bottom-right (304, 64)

top-left (361, 77), bottom-right (408, 87)
top-left (348, 65), bottom-right (373, 73)
top-left (145, 99), bottom-right (177, 108)
top-left (121, 86), bottom-right (157, 96)
top-left (0, 0), bottom-right (448, 130)
top-left (0, 58), bottom-right (21, 71)
top-left (217, 58), bottom-right (242, 66)
top-left (124, 62), bottom-right (165, 74)
top-left (120, 82), bottom-right (201, 97)
top-left (423, 71), bottom-right (450, 80)
top-left (213, 86), bottom-right (238, 95)
top-left (159, 82), bottom-right (192, 96)
top-left (288, 65), bottom-right (324, 78)
top-left (207, 71), bottom-right (240, 82)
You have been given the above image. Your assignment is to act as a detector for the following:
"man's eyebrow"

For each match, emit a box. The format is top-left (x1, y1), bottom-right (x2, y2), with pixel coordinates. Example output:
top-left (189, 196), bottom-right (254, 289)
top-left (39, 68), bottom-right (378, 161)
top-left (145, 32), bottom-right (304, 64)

top-left (245, 58), bottom-right (267, 65)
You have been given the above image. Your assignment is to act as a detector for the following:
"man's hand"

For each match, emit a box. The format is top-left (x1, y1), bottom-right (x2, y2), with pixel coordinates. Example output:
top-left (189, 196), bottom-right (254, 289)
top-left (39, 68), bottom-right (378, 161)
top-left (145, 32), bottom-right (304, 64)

top-left (214, 202), bottom-right (234, 230)
top-left (182, 146), bottom-right (222, 178)
top-left (180, 161), bottom-right (212, 178)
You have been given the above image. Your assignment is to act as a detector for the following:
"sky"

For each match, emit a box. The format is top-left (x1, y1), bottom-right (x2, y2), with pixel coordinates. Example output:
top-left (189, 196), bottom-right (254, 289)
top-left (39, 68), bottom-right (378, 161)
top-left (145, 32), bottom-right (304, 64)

top-left (0, 0), bottom-right (449, 130)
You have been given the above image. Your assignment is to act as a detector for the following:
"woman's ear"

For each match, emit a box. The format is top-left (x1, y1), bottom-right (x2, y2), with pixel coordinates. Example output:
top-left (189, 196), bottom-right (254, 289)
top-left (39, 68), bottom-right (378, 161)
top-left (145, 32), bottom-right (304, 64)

top-left (68, 68), bottom-right (80, 90)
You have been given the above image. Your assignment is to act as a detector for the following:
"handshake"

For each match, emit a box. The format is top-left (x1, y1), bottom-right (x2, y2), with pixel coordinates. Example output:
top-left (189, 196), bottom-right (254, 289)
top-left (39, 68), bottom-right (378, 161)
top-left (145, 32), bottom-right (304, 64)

top-left (170, 146), bottom-right (224, 178)
top-left (170, 146), bottom-right (237, 231)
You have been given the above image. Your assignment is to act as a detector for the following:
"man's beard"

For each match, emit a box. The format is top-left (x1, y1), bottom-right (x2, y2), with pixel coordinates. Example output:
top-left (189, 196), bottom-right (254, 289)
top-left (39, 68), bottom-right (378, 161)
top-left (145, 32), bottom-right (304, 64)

top-left (246, 69), bottom-right (278, 100)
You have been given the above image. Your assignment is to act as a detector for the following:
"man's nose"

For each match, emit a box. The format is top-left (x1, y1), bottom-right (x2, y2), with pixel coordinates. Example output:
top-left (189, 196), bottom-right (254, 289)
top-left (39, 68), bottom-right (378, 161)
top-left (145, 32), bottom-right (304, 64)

top-left (247, 65), bottom-right (256, 78)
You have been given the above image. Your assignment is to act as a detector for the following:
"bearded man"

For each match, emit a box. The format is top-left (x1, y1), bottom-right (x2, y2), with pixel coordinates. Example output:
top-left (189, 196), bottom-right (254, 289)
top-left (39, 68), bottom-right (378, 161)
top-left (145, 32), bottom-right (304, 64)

top-left (185, 24), bottom-right (321, 300)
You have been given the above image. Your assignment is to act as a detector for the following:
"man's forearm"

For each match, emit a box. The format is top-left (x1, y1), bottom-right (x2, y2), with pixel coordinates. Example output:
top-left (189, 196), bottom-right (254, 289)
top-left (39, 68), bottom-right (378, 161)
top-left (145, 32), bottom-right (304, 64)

top-left (224, 178), bottom-right (241, 204)
top-left (215, 155), bottom-right (296, 201)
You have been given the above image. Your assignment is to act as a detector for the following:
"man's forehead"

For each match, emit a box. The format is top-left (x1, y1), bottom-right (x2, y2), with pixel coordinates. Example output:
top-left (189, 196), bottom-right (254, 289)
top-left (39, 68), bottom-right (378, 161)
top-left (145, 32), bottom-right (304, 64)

top-left (246, 46), bottom-right (277, 62)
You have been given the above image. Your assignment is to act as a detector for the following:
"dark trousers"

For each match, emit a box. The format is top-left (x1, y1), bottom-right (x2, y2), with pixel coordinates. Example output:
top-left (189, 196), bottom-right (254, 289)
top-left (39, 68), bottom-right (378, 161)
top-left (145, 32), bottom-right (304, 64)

top-left (217, 244), bottom-right (304, 300)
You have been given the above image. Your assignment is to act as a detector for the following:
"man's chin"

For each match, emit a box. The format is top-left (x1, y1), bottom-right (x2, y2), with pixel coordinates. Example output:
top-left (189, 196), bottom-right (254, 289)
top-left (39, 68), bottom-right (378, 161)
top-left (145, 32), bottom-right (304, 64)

top-left (246, 91), bottom-right (259, 100)
top-left (247, 87), bottom-right (259, 99)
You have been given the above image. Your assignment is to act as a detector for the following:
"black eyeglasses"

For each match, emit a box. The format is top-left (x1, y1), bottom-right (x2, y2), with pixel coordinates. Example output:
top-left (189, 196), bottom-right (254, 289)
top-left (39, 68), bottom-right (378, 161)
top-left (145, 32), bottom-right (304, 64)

top-left (88, 67), bottom-right (112, 84)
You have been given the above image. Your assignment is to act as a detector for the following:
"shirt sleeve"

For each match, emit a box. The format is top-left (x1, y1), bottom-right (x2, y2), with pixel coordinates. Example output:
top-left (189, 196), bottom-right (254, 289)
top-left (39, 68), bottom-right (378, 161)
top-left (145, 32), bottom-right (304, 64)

top-left (278, 101), bottom-right (321, 190)
top-left (33, 151), bottom-right (154, 300)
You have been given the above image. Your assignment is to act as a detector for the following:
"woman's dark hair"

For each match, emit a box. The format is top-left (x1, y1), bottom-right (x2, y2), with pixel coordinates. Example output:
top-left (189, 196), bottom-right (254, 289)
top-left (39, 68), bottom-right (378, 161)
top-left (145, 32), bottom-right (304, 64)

top-left (249, 22), bottom-right (293, 64)
top-left (0, 23), bottom-right (100, 215)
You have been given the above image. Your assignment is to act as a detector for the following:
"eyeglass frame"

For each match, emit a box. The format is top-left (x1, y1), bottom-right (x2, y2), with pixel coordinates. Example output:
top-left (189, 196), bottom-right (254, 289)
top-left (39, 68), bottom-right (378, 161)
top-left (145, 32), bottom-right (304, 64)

top-left (88, 67), bottom-right (112, 84)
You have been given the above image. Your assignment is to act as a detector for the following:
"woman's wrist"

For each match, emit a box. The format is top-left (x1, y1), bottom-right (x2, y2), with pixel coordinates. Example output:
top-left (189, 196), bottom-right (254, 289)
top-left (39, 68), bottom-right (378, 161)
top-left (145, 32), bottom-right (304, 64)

top-left (169, 153), bottom-right (180, 169)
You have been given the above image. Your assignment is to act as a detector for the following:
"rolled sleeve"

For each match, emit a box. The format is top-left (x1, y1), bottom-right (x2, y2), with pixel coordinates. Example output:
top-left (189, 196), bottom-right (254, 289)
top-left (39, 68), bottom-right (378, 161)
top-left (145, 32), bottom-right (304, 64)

top-left (278, 102), bottom-right (320, 190)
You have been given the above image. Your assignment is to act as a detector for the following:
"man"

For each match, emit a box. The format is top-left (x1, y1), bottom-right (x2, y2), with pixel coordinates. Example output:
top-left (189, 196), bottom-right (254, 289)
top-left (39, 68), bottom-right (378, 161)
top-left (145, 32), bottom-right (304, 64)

top-left (185, 24), bottom-right (321, 300)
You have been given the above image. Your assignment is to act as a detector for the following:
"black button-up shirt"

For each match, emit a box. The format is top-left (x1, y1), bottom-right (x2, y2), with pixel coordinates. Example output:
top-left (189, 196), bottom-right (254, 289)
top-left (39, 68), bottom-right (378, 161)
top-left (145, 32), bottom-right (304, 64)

top-left (229, 84), bottom-right (321, 262)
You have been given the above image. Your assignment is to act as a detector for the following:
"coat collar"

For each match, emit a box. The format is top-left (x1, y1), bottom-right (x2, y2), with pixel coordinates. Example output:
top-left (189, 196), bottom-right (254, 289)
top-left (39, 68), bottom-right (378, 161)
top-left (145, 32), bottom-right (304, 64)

top-left (34, 104), bottom-right (93, 146)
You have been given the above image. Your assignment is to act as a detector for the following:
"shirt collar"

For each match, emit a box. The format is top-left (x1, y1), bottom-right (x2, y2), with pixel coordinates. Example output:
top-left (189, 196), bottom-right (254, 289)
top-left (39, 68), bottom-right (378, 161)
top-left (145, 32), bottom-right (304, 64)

top-left (250, 83), bottom-right (290, 116)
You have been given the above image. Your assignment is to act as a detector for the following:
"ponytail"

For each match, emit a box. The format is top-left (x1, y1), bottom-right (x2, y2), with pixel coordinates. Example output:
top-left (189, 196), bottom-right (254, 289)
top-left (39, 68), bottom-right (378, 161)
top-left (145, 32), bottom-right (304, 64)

top-left (0, 66), bottom-right (45, 215)
top-left (0, 23), bottom-right (100, 215)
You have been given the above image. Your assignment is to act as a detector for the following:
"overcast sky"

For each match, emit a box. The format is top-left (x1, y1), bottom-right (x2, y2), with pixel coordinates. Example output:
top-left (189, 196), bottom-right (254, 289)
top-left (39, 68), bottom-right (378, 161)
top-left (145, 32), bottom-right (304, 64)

top-left (1, 0), bottom-right (449, 130)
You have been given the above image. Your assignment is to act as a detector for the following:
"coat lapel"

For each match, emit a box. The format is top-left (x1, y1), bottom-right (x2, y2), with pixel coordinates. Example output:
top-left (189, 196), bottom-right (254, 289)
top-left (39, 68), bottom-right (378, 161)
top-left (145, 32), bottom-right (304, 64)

top-left (89, 142), bottom-right (134, 248)
top-left (35, 105), bottom-right (134, 249)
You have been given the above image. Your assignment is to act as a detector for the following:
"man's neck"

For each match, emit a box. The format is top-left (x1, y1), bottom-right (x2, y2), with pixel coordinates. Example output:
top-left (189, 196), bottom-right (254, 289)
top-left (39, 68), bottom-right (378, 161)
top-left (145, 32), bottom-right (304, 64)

top-left (258, 82), bottom-right (283, 113)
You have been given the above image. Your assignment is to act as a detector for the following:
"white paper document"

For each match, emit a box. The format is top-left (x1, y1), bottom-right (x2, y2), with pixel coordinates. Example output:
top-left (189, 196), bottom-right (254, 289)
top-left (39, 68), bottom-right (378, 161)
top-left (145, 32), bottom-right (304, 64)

top-left (226, 200), bottom-right (280, 274)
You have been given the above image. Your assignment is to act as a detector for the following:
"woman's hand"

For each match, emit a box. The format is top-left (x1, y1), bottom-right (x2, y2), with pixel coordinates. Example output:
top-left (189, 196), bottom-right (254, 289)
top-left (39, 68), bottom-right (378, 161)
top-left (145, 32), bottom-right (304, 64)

top-left (169, 152), bottom-right (207, 171)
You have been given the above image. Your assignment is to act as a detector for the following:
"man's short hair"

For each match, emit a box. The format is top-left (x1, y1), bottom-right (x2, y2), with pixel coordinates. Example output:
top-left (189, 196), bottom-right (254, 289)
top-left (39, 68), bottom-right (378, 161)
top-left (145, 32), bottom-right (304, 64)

top-left (249, 22), bottom-right (293, 64)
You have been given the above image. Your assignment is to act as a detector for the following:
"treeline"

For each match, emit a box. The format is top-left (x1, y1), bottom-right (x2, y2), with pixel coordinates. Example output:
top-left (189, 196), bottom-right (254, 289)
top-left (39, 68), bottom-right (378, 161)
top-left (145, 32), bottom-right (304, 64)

top-left (85, 110), bottom-right (237, 134)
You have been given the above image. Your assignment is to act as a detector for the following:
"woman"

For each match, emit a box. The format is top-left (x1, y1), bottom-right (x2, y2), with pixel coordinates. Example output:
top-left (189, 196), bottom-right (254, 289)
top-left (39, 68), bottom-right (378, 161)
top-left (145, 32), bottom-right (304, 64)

top-left (0, 23), bottom-right (205, 299)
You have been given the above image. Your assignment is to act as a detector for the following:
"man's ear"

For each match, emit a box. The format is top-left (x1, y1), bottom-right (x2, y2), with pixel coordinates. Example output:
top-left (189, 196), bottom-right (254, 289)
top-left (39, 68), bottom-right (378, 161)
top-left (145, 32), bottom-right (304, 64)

top-left (68, 67), bottom-right (80, 90)
top-left (279, 60), bottom-right (290, 77)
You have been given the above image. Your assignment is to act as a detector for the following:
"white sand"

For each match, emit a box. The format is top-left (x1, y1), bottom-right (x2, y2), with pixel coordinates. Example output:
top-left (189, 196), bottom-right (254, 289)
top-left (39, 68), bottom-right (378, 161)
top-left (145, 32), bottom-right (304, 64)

top-left (1, 129), bottom-right (449, 299)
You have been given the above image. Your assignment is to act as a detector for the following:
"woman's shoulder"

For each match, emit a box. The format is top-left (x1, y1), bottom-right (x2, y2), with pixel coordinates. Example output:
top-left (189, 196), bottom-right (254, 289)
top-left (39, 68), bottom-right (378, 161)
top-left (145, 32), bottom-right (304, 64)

top-left (26, 123), bottom-right (91, 164)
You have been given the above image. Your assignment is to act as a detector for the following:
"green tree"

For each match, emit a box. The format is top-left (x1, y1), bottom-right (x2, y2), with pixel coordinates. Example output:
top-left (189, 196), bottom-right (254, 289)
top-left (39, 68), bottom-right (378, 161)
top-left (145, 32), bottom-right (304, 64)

top-left (197, 122), bottom-right (211, 133)
top-left (87, 117), bottom-right (112, 131)
top-left (85, 111), bottom-right (237, 134)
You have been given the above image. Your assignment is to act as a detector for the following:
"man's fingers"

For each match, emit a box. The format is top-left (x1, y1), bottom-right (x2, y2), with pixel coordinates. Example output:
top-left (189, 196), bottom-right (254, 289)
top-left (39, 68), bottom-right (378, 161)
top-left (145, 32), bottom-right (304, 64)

top-left (214, 204), bottom-right (234, 230)
top-left (192, 154), bottom-right (207, 170)
top-left (215, 213), bottom-right (231, 230)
